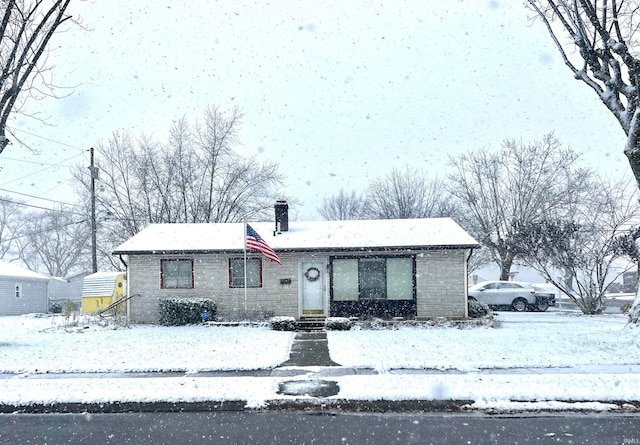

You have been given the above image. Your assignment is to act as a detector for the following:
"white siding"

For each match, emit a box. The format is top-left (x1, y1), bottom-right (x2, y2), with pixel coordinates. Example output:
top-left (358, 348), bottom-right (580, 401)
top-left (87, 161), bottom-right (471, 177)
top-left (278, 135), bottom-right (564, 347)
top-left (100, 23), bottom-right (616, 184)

top-left (0, 277), bottom-right (49, 316)
top-left (48, 278), bottom-right (70, 301)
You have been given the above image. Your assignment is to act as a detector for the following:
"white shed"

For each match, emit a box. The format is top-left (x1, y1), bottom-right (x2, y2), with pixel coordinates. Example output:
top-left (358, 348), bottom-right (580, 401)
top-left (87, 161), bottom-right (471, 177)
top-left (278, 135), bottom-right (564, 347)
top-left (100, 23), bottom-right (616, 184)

top-left (0, 261), bottom-right (50, 316)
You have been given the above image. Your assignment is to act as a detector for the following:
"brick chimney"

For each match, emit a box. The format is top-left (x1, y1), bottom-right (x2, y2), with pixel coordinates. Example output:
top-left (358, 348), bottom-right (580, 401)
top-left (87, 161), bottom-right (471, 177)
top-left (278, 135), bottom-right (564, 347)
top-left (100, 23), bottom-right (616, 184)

top-left (274, 200), bottom-right (288, 233)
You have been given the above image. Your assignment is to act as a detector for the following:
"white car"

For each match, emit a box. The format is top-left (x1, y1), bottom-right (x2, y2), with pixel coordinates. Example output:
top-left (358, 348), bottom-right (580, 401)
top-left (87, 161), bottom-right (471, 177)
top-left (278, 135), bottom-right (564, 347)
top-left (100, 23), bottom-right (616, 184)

top-left (467, 280), bottom-right (542, 312)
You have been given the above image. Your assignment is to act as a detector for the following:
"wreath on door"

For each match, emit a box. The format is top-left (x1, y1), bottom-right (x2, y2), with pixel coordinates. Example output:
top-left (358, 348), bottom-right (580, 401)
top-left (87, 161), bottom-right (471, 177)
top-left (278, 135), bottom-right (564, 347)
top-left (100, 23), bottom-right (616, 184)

top-left (304, 266), bottom-right (321, 282)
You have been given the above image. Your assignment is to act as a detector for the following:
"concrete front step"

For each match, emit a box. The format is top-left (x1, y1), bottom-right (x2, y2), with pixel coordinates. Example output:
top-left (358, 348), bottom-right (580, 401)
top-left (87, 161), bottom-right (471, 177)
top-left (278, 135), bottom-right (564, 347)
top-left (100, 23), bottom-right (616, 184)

top-left (296, 317), bottom-right (326, 332)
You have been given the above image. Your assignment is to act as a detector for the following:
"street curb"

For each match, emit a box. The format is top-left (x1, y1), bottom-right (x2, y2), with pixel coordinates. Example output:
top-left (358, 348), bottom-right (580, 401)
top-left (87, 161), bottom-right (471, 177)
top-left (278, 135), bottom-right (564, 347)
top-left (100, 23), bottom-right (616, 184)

top-left (0, 399), bottom-right (474, 414)
top-left (0, 400), bottom-right (247, 414)
top-left (1, 399), bottom-right (639, 414)
top-left (263, 399), bottom-right (475, 412)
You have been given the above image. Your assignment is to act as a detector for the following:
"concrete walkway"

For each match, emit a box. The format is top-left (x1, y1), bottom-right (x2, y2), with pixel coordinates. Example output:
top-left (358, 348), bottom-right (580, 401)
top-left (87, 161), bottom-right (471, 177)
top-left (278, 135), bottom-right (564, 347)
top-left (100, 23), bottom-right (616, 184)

top-left (279, 332), bottom-right (340, 367)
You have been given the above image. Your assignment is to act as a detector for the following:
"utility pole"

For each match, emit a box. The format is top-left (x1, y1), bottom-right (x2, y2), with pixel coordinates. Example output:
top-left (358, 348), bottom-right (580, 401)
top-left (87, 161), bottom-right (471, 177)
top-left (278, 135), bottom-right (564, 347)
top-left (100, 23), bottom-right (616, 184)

top-left (89, 147), bottom-right (98, 273)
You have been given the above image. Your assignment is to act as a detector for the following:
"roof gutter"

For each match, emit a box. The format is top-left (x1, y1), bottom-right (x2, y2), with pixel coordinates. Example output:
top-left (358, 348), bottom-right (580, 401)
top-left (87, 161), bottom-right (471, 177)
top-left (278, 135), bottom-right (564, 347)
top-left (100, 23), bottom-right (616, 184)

top-left (112, 244), bottom-right (481, 256)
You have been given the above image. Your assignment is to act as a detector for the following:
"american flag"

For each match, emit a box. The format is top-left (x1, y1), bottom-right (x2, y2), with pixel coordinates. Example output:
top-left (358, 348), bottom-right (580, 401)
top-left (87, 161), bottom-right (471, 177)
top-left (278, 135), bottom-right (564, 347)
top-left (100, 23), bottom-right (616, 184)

top-left (246, 224), bottom-right (282, 265)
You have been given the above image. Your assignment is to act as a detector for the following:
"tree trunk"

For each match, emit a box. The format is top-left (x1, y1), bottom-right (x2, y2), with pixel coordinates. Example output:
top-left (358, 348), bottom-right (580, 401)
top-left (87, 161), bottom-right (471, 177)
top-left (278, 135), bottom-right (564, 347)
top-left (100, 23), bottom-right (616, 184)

top-left (0, 134), bottom-right (8, 154)
top-left (499, 253), bottom-right (514, 281)
top-left (625, 138), bottom-right (640, 191)
top-left (629, 240), bottom-right (640, 323)
top-left (626, 142), bottom-right (640, 324)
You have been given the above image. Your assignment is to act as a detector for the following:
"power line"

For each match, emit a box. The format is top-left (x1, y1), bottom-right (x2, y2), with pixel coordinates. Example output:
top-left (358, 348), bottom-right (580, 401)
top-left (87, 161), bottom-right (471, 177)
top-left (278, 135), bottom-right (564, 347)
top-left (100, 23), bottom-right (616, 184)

top-left (0, 197), bottom-right (85, 215)
top-left (0, 151), bottom-right (84, 187)
top-left (0, 155), bottom-right (82, 167)
top-left (12, 128), bottom-right (86, 150)
top-left (0, 218), bottom-right (89, 243)
top-left (0, 187), bottom-right (81, 207)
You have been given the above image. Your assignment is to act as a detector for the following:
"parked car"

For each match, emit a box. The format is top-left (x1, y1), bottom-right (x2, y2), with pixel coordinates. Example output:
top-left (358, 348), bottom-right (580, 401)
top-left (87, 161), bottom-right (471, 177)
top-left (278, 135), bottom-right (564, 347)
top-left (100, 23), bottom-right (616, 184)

top-left (467, 280), bottom-right (540, 312)
top-left (528, 284), bottom-right (557, 312)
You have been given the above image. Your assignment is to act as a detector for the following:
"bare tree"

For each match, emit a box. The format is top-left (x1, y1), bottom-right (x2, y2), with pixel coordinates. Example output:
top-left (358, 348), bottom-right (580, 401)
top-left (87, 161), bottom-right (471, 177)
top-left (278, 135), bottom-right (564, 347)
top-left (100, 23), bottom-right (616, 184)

top-left (196, 106), bottom-right (243, 222)
top-left (318, 189), bottom-right (366, 221)
top-left (448, 133), bottom-right (593, 281)
top-left (364, 166), bottom-right (456, 220)
top-left (519, 178), bottom-right (640, 314)
top-left (15, 205), bottom-right (90, 276)
top-left (0, 0), bottom-right (73, 154)
top-left (527, 0), bottom-right (640, 322)
top-left (0, 195), bottom-right (23, 259)
top-left (72, 106), bottom-right (286, 260)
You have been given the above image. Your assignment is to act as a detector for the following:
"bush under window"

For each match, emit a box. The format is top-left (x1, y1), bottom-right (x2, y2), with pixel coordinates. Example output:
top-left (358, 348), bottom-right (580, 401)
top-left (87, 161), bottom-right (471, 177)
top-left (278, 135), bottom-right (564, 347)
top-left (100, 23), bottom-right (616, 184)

top-left (159, 298), bottom-right (217, 325)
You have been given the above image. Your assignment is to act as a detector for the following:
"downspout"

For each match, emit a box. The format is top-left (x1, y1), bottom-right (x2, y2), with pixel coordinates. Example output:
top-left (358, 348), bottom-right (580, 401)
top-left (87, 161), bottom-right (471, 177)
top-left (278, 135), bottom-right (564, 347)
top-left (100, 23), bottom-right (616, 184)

top-left (464, 248), bottom-right (475, 318)
top-left (119, 255), bottom-right (131, 322)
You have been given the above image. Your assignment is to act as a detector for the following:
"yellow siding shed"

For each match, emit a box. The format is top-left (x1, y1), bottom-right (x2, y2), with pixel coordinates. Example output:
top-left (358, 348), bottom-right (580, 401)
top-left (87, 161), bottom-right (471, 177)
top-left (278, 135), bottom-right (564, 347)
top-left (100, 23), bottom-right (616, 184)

top-left (81, 272), bottom-right (126, 314)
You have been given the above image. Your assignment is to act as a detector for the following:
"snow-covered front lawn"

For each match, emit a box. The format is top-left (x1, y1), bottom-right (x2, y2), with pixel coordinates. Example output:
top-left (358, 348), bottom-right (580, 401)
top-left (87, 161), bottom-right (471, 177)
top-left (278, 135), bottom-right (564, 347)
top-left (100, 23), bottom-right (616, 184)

top-left (0, 310), bottom-right (638, 410)
top-left (0, 315), bottom-right (294, 373)
top-left (329, 312), bottom-right (640, 371)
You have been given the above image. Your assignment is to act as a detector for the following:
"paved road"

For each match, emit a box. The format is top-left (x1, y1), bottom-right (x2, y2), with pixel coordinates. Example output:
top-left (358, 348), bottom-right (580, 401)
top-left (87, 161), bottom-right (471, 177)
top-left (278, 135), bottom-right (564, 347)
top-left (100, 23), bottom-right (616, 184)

top-left (1, 411), bottom-right (639, 445)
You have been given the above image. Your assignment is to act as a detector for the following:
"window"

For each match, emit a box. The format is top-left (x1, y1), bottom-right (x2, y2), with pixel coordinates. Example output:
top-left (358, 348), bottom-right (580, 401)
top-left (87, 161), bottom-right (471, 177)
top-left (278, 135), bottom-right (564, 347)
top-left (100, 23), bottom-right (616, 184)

top-left (332, 256), bottom-right (414, 301)
top-left (359, 258), bottom-right (386, 299)
top-left (386, 257), bottom-right (414, 300)
top-left (229, 258), bottom-right (262, 287)
top-left (161, 259), bottom-right (193, 289)
top-left (15, 284), bottom-right (22, 298)
top-left (500, 283), bottom-right (522, 289)
top-left (332, 259), bottom-right (359, 301)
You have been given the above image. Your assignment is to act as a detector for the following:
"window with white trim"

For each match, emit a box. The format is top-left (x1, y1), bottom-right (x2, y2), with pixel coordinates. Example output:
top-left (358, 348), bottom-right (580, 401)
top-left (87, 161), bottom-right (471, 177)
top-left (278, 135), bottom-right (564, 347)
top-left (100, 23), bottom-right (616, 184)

top-left (15, 283), bottom-right (22, 298)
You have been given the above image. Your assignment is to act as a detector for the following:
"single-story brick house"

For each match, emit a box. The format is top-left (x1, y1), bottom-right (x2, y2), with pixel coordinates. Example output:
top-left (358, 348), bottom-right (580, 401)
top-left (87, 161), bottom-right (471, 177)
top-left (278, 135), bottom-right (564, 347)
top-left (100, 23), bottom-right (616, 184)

top-left (112, 203), bottom-right (479, 324)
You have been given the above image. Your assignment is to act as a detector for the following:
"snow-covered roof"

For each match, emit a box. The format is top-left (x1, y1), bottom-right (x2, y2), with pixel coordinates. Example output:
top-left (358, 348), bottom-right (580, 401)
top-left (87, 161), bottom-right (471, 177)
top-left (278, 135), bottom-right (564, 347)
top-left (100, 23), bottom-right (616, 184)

top-left (64, 270), bottom-right (92, 280)
top-left (82, 272), bottom-right (125, 297)
top-left (112, 218), bottom-right (479, 255)
top-left (0, 261), bottom-right (50, 281)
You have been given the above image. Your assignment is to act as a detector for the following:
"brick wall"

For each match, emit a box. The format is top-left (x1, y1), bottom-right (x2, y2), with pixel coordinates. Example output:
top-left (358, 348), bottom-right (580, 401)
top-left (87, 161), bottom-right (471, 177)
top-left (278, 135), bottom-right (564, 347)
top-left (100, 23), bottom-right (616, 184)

top-left (125, 248), bottom-right (471, 324)
top-left (415, 249), bottom-right (468, 319)
top-left (127, 254), bottom-right (300, 323)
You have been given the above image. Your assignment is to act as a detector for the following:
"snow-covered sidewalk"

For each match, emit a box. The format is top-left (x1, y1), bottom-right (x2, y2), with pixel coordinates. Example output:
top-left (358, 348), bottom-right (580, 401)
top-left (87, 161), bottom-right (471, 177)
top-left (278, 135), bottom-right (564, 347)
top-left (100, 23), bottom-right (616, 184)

top-left (0, 311), bottom-right (638, 412)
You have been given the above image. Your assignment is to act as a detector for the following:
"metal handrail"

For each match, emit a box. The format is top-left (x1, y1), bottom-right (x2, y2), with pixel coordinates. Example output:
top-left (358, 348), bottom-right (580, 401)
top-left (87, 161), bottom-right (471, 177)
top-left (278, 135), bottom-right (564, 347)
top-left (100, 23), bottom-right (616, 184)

top-left (96, 293), bottom-right (139, 317)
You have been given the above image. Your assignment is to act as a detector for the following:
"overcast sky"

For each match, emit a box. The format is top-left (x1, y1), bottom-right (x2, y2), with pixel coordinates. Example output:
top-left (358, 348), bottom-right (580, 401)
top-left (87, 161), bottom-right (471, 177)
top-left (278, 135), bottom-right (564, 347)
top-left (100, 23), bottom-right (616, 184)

top-left (0, 0), bottom-right (633, 220)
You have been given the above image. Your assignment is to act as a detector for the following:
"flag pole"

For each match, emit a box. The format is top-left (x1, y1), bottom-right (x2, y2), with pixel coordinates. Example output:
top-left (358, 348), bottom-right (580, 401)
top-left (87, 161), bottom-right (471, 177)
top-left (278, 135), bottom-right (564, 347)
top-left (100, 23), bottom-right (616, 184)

top-left (243, 221), bottom-right (247, 313)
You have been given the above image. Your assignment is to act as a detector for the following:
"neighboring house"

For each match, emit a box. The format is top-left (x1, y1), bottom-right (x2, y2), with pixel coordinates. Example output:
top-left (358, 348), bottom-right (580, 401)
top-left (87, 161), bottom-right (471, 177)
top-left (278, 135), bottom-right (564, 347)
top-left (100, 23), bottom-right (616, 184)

top-left (112, 202), bottom-right (479, 324)
top-left (65, 271), bottom-right (92, 304)
top-left (48, 277), bottom-right (70, 310)
top-left (469, 273), bottom-right (490, 286)
top-left (0, 261), bottom-right (50, 316)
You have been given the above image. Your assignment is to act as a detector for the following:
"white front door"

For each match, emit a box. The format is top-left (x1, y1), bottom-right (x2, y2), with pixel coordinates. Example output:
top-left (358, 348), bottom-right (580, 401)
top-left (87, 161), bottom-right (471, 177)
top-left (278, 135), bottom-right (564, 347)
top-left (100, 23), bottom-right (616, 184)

top-left (300, 260), bottom-right (326, 316)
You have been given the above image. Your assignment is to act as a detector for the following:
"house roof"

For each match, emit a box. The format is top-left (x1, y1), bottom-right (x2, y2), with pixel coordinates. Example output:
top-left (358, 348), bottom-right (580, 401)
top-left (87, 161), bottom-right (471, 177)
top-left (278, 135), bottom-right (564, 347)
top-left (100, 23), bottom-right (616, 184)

top-left (112, 218), bottom-right (479, 255)
top-left (0, 261), bottom-right (50, 281)
top-left (64, 270), bottom-right (92, 280)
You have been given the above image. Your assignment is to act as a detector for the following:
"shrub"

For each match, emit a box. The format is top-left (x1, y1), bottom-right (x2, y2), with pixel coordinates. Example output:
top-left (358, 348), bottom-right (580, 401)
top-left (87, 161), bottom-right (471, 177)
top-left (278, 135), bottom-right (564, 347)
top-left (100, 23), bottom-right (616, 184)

top-left (63, 299), bottom-right (74, 319)
top-left (468, 299), bottom-right (490, 318)
top-left (621, 302), bottom-right (632, 315)
top-left (326, 317), bottom-right (351, 330)
top-left (159, 298), bottom-right (217, 326)
top-left (269, 316), bottom-right (296, 331)
top-left (49, 302), bottom-right (62, 314)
